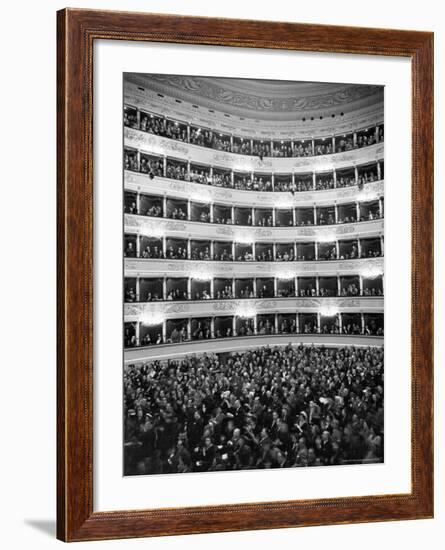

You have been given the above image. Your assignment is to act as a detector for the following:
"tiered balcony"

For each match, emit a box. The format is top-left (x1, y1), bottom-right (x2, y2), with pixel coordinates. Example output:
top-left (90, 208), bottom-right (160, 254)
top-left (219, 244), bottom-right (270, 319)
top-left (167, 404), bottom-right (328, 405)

top-left (123, 105), bottom-right (385, 359)
top-left (124, 105), bottom-right (383, 163)
top-left (124, 128), bottom-right (384, 185)
top-left (124, 333), bottom-right (385, 362)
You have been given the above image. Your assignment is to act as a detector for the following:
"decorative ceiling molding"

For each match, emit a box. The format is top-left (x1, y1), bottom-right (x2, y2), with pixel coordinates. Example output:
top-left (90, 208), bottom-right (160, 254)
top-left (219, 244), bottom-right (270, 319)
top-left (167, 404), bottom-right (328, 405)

top-left (126, 73), bottom-right (383, 123)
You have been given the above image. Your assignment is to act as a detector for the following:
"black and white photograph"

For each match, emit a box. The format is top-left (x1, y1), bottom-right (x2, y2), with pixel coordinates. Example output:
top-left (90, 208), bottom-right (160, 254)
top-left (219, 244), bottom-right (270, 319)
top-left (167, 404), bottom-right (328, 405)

top-left (122, 74), bottom-right (384, 476)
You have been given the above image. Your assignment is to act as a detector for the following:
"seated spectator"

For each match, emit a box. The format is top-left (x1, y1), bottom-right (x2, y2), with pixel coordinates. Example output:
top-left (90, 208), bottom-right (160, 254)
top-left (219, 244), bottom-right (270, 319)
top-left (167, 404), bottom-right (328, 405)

top-left (146, 205), bottom-right (162, 217)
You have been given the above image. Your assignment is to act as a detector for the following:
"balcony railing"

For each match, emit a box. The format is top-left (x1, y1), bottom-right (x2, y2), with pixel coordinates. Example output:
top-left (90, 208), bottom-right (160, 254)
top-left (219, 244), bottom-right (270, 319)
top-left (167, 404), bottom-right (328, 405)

top-left (124, 311), bottom-right (384, 349)
top-left (124, 193), bottom-right (384, 230)
top-left (124, 256), bottom-right (384, 278)
top-left (124, 130), bottom-right (384, 190)
top-left (123, 333), bottom-right (384, 362)
top-left (124, 276), bottom-right (383, 304)
top-left (124, 105), bottom-right (383, 159)
top-left (125, 296), bottom-right (383, 317)
top-left (125, 170), bottom-right (384, 208)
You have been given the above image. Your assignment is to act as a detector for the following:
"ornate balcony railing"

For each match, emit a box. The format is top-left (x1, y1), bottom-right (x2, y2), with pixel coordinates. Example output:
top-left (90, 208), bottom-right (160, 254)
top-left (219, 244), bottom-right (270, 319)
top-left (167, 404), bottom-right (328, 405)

top-left (124, 256), bottom-right (384, 278)
top-left (125, 296), bottom-right (383, 321)
top-left (125, 127), bottom-right (384, 173)
top-left (124, 170), bottom-right (384, 207)
top-left (124, 105), bottom-right (383, 160)
top-left (124, 310), bottom-right (383, 351)
top-left (123, 334), bottom-right (384, 363)
top-left (124, 214), bottom-right (384, 242)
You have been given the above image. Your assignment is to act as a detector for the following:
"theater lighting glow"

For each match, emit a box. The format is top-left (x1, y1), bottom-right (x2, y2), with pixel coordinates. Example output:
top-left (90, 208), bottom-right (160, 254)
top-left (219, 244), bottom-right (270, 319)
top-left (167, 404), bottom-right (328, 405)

top-left (191, 271), bottom-right (213, 281)
top-left (146, 144), bottom-right (164, 156)
top-left (139, 224), bottom-right (165, 238)
top-left (274, 198), bottom-right (294, 208)
top-left (357, 188), bottom-right (379, 202)
top-left (140, 311), bottom-right (165, 326)
top-left (190, 189), bottom-right (211, 203)
top-left (234, 162), bottom-right (253, 173)
top-left (276, 270), bottom-right (295, 280)
top-left (317, 233), bottom-right (336, 243)
top-left (360, 266), bottom-right (383, 279)
top-left (235, 304), bottom-right (257, 318)
top-left (235, 233), bottom-right (254, 245)
top-left (315, 162), bottom-right (334, 173)
top-left (319, 306), bottom-right (339, 317)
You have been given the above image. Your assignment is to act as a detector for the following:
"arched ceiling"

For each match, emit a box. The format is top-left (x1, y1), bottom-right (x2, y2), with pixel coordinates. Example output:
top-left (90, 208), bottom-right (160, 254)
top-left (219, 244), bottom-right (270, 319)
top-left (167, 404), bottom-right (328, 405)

top-left (127, 73), bottom-right (383, 123)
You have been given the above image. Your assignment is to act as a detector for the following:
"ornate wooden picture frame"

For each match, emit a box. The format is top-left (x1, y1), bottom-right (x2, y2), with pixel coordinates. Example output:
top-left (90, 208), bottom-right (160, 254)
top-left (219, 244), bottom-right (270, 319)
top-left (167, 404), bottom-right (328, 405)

top-left (57, 8), bottom-right (433, 542)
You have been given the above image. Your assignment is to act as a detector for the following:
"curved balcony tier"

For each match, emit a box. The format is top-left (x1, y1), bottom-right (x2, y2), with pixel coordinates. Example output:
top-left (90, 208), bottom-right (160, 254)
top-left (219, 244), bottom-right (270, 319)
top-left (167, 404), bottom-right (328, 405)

top-left (125, 171), bottom-right (384, 208)
top-left (125, 127), bottom-right (384, 173)
top-left (124, 214), bottom-right (383, 243)
top-left (124, 271), bottom-right (383, 304)
top-left (124, 334), bottom-right (383, 363)
top-left (125, 296), bottom-right (383, 322)
top-left (124, 257), bottom-right (384, 278)
top-left (125, 78), bottom-right (383, 137)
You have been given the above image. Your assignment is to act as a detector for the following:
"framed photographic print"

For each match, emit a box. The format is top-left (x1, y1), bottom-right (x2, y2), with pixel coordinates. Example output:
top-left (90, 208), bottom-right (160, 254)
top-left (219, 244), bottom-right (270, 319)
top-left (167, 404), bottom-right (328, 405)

top-left (57, 8), bottom-right (434, 542)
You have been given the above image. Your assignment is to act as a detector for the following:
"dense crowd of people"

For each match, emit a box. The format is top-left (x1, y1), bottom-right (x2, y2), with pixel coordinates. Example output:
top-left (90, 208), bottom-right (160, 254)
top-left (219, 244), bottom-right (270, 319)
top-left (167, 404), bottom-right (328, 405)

top-left (124, 345), bottom-right (384, 475)
top-left (125, 275), bottom-right (383, 302)
top-left (124, 150), bottom-right (383, 194)
top-left (125, 313), bottom-right (383, 348)
top-left (124, 198), bottom-right (382, 229)
top-left (124, 239), bottom-right (383, 261)
top-left (125, 107), bottom-right (383, 159)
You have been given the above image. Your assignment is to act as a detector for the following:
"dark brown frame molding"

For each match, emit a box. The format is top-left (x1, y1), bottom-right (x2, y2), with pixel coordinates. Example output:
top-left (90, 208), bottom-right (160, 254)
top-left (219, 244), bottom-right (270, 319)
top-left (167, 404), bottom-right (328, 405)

top-left (57, 8), bottom-right (434, 542)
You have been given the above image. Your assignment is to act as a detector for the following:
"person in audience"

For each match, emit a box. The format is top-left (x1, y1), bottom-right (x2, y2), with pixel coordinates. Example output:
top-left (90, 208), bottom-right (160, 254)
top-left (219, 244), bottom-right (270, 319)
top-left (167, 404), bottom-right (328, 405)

top-left (125, 241), bottom-right (136, 258)
top-left (125, 201), bottom-right (137, 214)
top-left (125, 287), bottom-right (136, 302)
top-left (147, 205), bottom-right (162, 217)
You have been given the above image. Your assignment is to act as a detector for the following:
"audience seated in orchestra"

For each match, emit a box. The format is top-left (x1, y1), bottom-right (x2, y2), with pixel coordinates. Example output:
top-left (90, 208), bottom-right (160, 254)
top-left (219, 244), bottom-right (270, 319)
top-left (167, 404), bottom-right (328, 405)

top-left (124, 345), bottom-right (384, 475)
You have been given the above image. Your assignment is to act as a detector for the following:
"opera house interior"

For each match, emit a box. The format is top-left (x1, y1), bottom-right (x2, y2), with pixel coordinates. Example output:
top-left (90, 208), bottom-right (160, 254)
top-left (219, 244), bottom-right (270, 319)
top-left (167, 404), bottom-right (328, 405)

top-left (123, 74), bottom-right (384, 475)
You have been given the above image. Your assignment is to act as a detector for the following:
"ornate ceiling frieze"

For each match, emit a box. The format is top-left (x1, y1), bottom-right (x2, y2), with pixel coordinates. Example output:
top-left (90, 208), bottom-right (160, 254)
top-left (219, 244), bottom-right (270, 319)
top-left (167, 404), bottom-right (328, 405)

top-left (126, 73), bottom-right (383, 124)
top-left (148, 74), bottom-right (380, 112)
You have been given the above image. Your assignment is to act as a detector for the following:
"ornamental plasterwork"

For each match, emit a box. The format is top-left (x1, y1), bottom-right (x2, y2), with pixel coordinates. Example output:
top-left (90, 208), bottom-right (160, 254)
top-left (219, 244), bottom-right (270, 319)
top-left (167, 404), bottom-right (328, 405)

top-left (125, 171), bottom-right (384, 208)
top-left (124, 256), bottom-right (383, 278)
top-left (165, 221), bottom-right (187, 232)
top-left (255, 264), bottom-right (273, 273)
top-left (215, 226), bottom-right (235, 236)
top-left (125, 75), bottom-right (383, 125)
top-left (256, 300), bottom-right (279, 309)
top-left (334, 225), bottom-right (356, 235)
top-left (213, 189), bottom-right (233, 200)
top-left (213, 302), bottom-right (237, 312)
top-left (124, 296), bottom-right (383, 320)
top-left (147, 75), bottom-right (380, 112)
top-left (169, 181), bottom-right (187, 193)
top-left (254, 229), bottom-right (273, 238)
top-left (125, 214), bottom-right (383, 241)
top-left (297, 228), bottom-right (316, 236)
top-left (165, 304), bottom-right (189, 314)
top-left (125, 129), bottom-right (382, 174)
top-left (166, 263), bottom-right (187, 272)
top-left (124, 79), bottom-right (383, 138)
